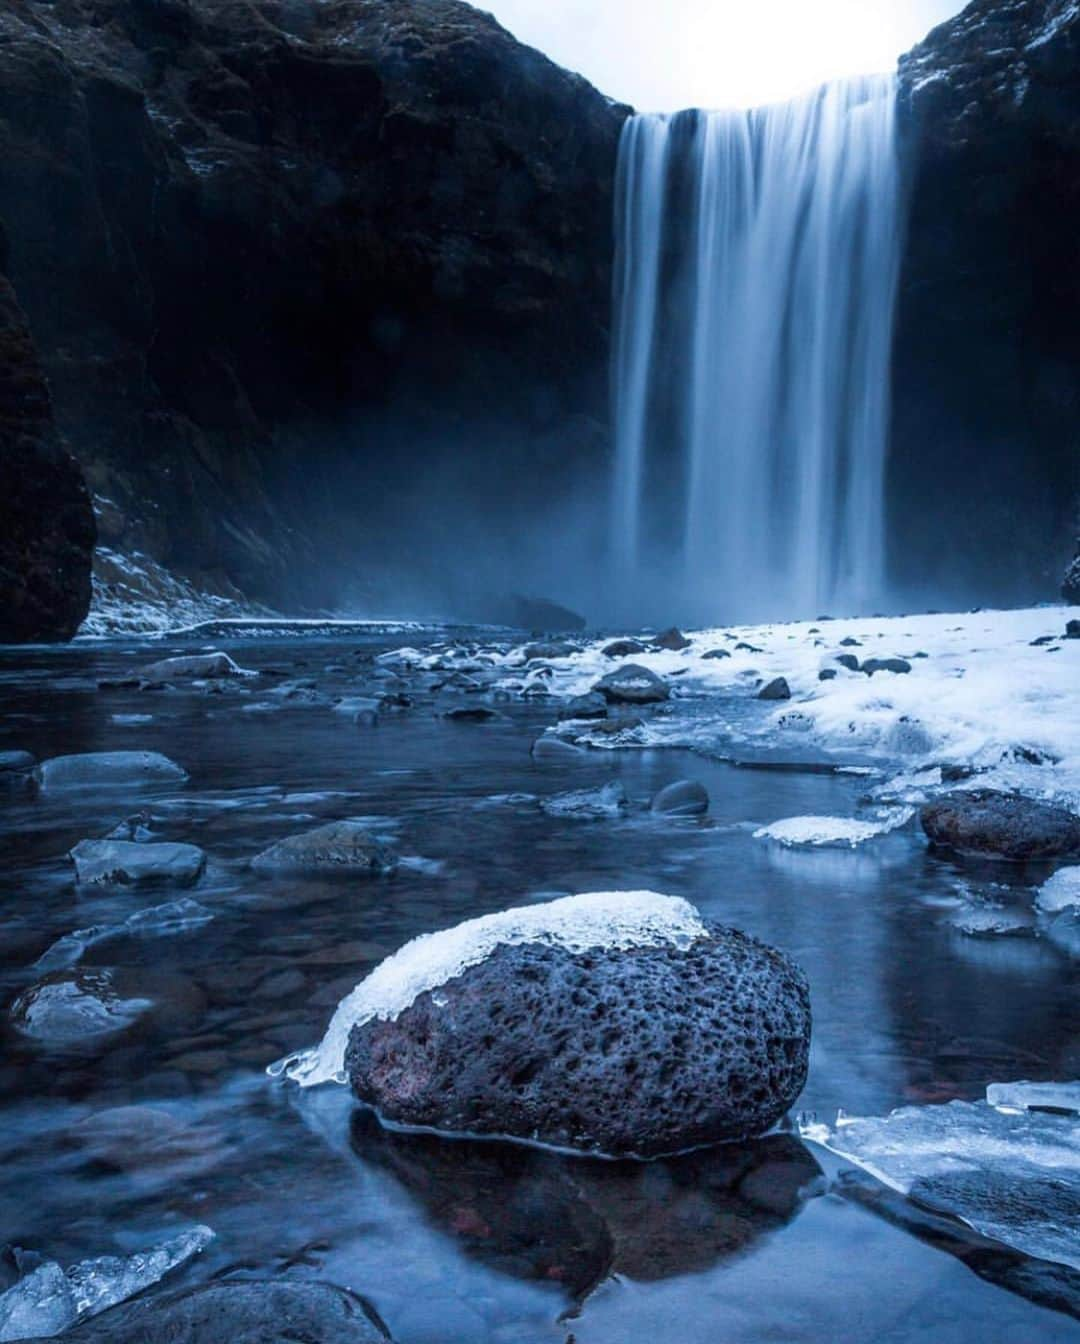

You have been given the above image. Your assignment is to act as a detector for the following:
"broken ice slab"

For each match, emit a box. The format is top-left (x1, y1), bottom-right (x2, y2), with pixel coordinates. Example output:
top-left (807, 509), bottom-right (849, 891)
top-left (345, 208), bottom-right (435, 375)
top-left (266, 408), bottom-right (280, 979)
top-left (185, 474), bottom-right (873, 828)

top-left (0, 1226), bottom-right (213, 1341)
top-left (803, 1086), bottom-right (1080, 1271)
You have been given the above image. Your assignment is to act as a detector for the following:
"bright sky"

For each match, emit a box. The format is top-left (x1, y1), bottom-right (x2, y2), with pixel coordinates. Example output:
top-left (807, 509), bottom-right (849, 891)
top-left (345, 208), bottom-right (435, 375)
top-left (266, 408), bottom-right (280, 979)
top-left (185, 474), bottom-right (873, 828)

top-left (483, 0), bottom-right (968, 110)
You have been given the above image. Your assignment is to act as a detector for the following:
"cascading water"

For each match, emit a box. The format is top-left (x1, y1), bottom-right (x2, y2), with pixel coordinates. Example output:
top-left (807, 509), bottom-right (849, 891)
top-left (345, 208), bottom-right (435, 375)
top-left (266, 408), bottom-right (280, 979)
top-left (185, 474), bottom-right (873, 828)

top-left (610, 75), bottom-right (903, 625)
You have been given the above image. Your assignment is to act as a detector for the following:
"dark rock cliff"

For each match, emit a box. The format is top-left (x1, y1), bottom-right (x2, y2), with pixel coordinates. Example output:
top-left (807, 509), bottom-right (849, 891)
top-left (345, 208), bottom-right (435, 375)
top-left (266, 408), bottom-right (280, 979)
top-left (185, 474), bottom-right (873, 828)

top-left (0, 0), bottom-right (627, 616)
top-left (0, 267), bottom-right (95, 641)
top-left (893, 0), bottom-right (1080, 606)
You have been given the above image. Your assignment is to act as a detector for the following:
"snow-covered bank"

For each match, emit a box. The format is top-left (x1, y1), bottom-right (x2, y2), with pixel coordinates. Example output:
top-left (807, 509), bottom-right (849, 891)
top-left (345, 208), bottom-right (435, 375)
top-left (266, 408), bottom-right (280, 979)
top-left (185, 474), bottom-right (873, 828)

top-left (486, 606), bottom-right (1080, 812)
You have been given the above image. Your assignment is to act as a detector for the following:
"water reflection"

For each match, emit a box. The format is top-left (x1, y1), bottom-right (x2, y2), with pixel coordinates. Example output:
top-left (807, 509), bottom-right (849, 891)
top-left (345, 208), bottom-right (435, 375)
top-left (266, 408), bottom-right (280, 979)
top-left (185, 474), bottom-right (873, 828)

top-left (348, 1109), bottom-right (822, 1303)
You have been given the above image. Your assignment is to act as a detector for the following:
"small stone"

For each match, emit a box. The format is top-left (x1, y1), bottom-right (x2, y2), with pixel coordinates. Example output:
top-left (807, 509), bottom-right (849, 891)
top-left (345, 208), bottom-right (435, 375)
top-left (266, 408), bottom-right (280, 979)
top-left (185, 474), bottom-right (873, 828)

top-left (758, 677), bottom-right (791, 701)
top-left (703, 648), bottom-right (731, 660)
top-left (252, 821), bottom-right (397, 876)
top-left (602, 639), bottom-right (646, 659)
top-left (818, 669), bottom-right (837, 681)
top-left (523, 640), bottom-right (574, 660)
top-left (531, 735), bottom-right (587, 761)
top-left (140, 651), bottom-right (251, 680)
top-left (1066, 620), bottom-right (1080, 640)
top-left (558, 692), bottom-right (608, 721)
top-left (840, 637), bottom-right (861, 647)
top-left (443, 706), bottom-right (500, 723)
top-left (652, 627), bottom-right (691, 651)
top-left (862, 657), bottom-right (912, 676)
top-left (651, 779), bottom-right (709, 817)
top-left (70, 840), bottom-right (206, 887)
top-left (834, 654), bottom-right (860, 672)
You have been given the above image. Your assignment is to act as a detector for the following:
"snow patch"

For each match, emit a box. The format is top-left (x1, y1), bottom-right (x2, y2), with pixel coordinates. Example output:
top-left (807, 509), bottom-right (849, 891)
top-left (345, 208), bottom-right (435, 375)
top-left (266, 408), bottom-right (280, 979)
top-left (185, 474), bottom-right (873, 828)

top-left (274, 891), bottom-right (709, 1088)
top-left (1036, 866), bottom-right (1080, 916)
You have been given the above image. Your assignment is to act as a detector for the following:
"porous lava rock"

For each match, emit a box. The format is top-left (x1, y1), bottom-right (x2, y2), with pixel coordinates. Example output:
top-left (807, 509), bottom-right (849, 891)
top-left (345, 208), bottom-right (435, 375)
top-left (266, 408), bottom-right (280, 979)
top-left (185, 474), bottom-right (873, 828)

top-left (35, 1280), bottom-right (390, 1344)
top-left (0, 272), bottom-right (94, 641)
top-left (921, 789), bottom-right (1080, 862)
top-left (345, 923), bottom-right (811, 1158)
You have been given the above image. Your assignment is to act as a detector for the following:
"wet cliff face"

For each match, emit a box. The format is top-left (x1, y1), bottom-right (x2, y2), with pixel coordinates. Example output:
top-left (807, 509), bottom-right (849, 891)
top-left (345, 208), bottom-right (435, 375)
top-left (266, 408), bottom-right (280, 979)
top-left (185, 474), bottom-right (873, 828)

top-left (0, 269), bottom-right (96, 642)
top-left (0, 0), bottom-right (627, 614)
top-left (892, 0), bottom-right (1080, 608)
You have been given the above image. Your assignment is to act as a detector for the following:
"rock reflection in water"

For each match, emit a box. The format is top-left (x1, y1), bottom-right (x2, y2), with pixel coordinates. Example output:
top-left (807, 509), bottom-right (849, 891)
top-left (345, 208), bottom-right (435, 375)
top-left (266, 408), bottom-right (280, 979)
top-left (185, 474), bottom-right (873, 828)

top-left (349, 1110), bottom-right (822, 1303)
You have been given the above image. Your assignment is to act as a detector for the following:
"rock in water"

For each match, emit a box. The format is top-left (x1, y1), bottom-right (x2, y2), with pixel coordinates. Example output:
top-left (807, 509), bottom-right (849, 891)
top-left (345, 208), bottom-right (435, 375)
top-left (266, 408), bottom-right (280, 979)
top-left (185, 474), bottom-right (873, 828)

top-left (558, 692), bottom-right (608, 721)
top-left (651, 779), bottom-right (709, 817)
top-left (758, 677), bottom-right (791, 701)
top-left (19, 1281), bottom-right (390, 1344)
top-left (252, 821), bottom-right (397, 876)
top-left (0, 273), bottom-right (94, 643)
top-left (289, 892), bottom-right (811, 1157)
top-left (921, 790), bottom-right (1080, 862)
top-left (593, 663), bottom-right (670, 705)
top-left (69, 840), bottom-right (206, 887)
top-left (10, 971), bottom-right (152, 1045)
top-left (539, 782), bottom-right (629, 818)
top-left (602, 639), bottom-right (647, 659)
top-left (139, 652), bottom-right (251, 680)
top-left (652, 627), bottom-right (691, 651)
top-left (37, 752), bottom-right (187, 792)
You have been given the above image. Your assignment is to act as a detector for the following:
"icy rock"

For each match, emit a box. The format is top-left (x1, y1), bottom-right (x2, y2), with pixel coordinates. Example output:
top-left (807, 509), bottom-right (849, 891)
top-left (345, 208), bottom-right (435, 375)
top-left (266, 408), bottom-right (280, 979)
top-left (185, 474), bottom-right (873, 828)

top-left (105, 813), bottom-right (157, 843)
top-left (755, 810), bottom-right (912, 847)
top-left (9, 971), bottom-right (152, 1045)
top-left (834, 653), bottom-right (860, 671)
top-left (34, 900), bottom-right (215, 972)
top-left (861, 657), bottom-right (912, 675)
top-left (283, 892), bottom-right (811, 1157)
top-left (522, 640), bottom-right (574, 660)
top-left (251, 821), bottom-right (396, 876)
top-left (921, 790), bottom-right (1080, 861)
top-left (40, 1281), bottom-right (389, 1344)
top-left (702, 648), bottom-right (732, 660)
top-left (140, 651), bottom-right (252, 681)
top-left (37, 752), bottom-right (187, 792)
top-left (0, 1227), bottom-right (213, 1341)
top-left (593, 663), bottom-right (670, 705)
top-left (807, 1092), bottom-right (1080, 1270)
top-left (69, 840), bottom-right (206, 887)
top-left (1036, 866), bottom-right (1080, 915)
top-left (948, 904), bottom-right (1033, 937)
top-left (651, 779), bottom-right (709, 817)
top-left (539, 782), bottom-right (629, 819)
top-left (531, 734), bottom-right (586, 761)
top-left (758, 677), bottom-right (791, 701)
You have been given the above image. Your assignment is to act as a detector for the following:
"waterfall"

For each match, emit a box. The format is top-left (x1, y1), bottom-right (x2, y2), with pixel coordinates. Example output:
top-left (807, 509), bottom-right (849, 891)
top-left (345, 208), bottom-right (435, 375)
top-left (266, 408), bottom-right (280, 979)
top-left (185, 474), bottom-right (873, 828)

top-left (610, 75), bottom-right (902, 624)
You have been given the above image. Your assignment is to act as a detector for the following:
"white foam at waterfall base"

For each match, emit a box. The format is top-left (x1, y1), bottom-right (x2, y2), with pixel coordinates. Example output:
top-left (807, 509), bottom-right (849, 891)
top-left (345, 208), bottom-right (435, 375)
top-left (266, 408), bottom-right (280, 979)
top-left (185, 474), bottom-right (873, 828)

top-left (275, 891), bottom-right (709, 1088)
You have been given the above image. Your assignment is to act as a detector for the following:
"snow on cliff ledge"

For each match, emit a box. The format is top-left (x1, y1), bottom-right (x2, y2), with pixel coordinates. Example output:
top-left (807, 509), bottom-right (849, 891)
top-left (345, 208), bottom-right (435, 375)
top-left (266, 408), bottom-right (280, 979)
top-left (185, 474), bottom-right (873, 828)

top-left (276, 891), bottom-right (709, 1088)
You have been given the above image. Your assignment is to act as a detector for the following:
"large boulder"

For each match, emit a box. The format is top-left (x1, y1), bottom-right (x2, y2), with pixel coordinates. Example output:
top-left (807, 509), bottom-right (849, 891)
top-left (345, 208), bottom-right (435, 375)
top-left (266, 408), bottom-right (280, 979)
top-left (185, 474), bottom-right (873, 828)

top-left (593, 663), bottom-right (670, 705)
top-left (27, 1281), bottom-right (390, 1344)
top-left (921, 790), bottom-right (1080, 862)
top-left (298, 892), bottom-right (812, 1158)
top-left (0, 272), bottom-right (94, 641)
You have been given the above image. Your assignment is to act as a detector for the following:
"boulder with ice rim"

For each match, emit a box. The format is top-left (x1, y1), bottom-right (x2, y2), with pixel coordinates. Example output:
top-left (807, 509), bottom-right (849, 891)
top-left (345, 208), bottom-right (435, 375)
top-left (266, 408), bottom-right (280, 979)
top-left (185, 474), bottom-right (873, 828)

top-left (280, 892), bottom-right (811, 1158)
top-left (36, 752), bottom-right (187, 792)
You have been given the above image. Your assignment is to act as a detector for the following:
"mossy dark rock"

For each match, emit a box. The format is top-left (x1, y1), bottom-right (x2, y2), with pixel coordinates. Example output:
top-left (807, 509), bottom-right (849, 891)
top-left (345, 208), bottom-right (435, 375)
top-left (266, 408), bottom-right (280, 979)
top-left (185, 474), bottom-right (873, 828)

top-left (345, 923), bottom-right (811, 1158)
top-left (921, 789), bottom-right (1080, 862)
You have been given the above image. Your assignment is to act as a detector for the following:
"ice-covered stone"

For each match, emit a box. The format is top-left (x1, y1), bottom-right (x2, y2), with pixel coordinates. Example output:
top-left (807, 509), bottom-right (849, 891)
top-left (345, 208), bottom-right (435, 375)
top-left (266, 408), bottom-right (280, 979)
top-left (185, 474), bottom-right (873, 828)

top-left (10, 971), bottom-right (152, 1045)
top-left (754, 810), bottom-right (913, 848)
top-left (539, 782), bottom-right (629, 818)
top-left (34, 900), bottom-right (214, 972)
top-left (69, 840), bottom-right (206, 887)
top-left (139, 651), bottom-right (252, 680)
top-left (1036, 866), bottom-right (1080, 915)
top-left (252, 821), bottom-right (396, 876)
top-left (37, 752), bottom-right (187, 792)
top-left (0, 1227), bottom-right (213, 1341)
top-left (592, 663), bottom-right (670, 705)
top-left (650, 779), bottom-right (709, 817)
top-left (806, 1089), bottom-right (1080, 1270)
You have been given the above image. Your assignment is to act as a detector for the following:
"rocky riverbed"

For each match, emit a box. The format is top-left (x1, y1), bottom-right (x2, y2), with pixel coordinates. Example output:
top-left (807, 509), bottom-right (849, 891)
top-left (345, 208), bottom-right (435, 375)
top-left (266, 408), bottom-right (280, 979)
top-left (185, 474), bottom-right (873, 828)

top-left (0, 618), bottom-right (1078, 1342)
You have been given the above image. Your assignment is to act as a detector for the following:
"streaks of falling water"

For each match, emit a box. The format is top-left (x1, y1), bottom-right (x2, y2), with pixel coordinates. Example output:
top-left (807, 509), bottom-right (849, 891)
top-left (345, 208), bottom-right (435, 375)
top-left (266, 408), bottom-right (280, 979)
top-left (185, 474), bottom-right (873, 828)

top-left (611, 76), bottom-right (903, 625)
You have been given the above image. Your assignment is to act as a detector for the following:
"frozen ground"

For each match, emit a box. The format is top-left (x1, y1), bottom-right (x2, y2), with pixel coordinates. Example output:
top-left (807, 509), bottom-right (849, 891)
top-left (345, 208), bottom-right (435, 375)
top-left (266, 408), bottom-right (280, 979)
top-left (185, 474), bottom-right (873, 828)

top-left (477, 606), bottom-right (1080, 813)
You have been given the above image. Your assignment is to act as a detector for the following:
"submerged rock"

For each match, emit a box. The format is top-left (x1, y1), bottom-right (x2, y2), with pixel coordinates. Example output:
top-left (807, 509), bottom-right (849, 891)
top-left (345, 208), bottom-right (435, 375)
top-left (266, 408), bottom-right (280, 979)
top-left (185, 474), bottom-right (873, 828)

top-left (593, 663), bottom-right (670, 705)
top-left (29, 1281), bottom-right (390, 1344)
top-left (252, 821), bottom-right (397, 876)
top-left (758, 677), bottom-right (791, 701)
top-left (539, 782), bottom-right (629, 819)
top-left (140, 652), bottom-right (251, 680)
top-left (921, 790), bottom-right (1080, 862)
top-left (70, 840), bottom-right (206, 887)
top-left (651, 779), bottom-right (709, 817)
top-left (37, 752), bottom-right (187, 792)
top-left (327, 892), bottom-right (811, 1158)
top-left (10, 971), bottom-right (152, 1045)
